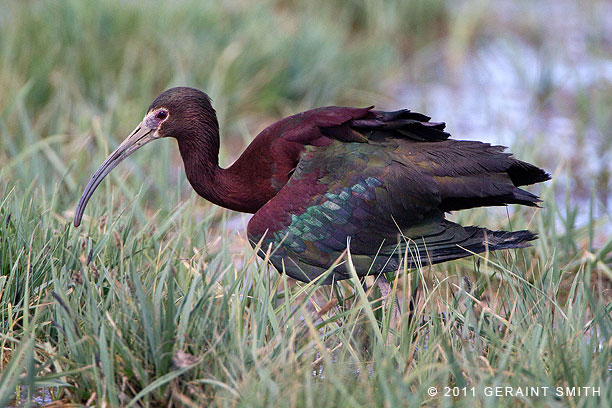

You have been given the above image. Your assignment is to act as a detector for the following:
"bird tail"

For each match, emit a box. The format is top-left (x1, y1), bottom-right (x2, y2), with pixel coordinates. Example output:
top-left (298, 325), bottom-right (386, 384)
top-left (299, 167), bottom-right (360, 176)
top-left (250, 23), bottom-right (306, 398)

top-left (385, 223), bottom-right (537, 270)
top-left (285, 225), bottom-right (537, 283)
top-left (458, 227), bottom-right (536, 254)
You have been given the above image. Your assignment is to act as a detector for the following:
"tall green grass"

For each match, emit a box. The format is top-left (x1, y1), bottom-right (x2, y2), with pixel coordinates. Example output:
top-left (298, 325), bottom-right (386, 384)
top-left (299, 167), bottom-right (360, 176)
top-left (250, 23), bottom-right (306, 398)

top-left (2, 173), bottom-right (611, 407)
top-left (1, 0), bottom-right (611, 406)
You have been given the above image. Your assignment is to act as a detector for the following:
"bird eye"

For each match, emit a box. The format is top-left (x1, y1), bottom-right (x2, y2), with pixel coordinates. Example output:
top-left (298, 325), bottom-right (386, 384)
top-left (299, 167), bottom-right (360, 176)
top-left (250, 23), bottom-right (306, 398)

top-left (156, 110), bottom-right (168, 120)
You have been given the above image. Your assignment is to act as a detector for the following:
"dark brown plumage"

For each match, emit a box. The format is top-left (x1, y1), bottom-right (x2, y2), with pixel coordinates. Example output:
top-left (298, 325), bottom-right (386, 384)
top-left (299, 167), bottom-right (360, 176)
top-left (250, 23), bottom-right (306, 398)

top-left (74, 87), bottom-right (550, 284)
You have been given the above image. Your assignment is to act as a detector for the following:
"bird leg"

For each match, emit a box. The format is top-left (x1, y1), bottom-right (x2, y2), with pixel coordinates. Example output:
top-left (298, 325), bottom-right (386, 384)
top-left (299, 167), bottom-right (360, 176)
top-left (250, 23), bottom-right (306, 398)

top-left (375, 274), bottom-right (401, 345)
top-left (359, 276), bottom-right (369, 294)
top-left (375, 274), bottom-right (401, 316)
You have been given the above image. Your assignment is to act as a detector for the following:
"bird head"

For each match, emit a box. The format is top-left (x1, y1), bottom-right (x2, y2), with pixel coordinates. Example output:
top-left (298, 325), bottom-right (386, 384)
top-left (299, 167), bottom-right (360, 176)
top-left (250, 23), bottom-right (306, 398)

top-left (73, 87), bottom-right (217, 227)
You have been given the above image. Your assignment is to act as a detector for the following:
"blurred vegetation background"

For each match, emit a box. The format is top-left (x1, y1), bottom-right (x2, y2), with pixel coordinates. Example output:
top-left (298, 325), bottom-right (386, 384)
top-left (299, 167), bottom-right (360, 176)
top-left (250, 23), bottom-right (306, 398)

top-left (2, 0), bottom-right (611, 218)
top-left (1, 0), bottom-right (611, 406)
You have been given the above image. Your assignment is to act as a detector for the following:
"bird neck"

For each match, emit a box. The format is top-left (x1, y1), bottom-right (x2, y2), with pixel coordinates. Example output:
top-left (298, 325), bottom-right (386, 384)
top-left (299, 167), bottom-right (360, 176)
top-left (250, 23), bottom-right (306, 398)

top-left (177, 129), bottom-right (271, 214)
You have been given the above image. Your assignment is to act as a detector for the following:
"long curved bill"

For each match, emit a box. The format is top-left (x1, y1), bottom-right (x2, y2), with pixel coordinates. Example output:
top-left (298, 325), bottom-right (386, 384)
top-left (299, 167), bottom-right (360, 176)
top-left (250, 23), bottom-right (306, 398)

top-left (73, 122), bottom-right (160, 227)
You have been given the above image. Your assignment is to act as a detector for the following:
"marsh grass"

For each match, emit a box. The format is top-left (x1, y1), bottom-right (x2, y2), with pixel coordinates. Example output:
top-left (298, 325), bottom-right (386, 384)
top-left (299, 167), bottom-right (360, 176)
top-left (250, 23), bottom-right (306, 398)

top-left (2, 176), bottom-right (611, 407)
top-left (1, 0), bottom-right (611, 406)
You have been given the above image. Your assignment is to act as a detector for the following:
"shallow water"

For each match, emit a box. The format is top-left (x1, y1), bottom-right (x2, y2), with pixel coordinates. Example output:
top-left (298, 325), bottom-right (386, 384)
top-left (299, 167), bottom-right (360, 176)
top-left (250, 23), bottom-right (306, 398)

top-left (7, 387), bottom-right (53, 408)
top-left (398, 0), bottom-right (612, 223)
